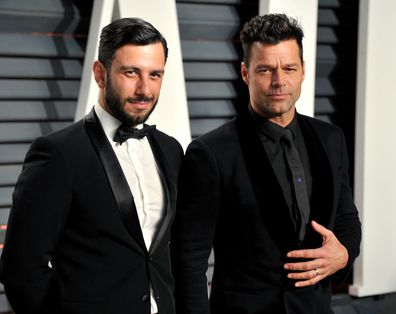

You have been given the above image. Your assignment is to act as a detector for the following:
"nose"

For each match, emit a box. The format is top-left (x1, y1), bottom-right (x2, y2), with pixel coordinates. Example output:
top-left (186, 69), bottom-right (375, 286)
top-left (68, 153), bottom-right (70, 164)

top-left (271, 70), bottom-right (286, 88)
top-left (136, 75), bottom-right (150, 95)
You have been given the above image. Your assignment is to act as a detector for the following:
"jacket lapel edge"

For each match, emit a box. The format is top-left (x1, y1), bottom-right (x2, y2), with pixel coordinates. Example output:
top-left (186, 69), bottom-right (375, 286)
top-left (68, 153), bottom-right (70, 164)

top-left (147, 133), bottom-right (175, 254)
top-left (83, 109), bottom-right (147, 253)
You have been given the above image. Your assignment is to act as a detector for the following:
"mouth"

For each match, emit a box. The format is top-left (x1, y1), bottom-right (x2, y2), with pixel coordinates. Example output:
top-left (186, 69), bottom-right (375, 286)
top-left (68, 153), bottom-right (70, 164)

top-left (125, 97), bottom-right (153, 110)
top-left (267, 93), bottom-right (289, 100)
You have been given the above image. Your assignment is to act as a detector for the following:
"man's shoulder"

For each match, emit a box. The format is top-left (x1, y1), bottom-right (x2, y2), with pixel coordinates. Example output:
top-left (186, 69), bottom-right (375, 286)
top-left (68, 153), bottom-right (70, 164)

top-left (151, 127), bottom-right (183, 152)
top-left (31, 119), bottom-right (89, 157)
top-left (152, 127), bottom-right (178, 142)
top-left (44, 119), bottom-right (85, 142)
top-left (298, 113), bottom-right (343, 136)
top-left (195, 118), bottom-right (237, 144)
top-left (186, 119), bottom-right (238, 157)
top-left (149, 128), bottom-right (184, 166)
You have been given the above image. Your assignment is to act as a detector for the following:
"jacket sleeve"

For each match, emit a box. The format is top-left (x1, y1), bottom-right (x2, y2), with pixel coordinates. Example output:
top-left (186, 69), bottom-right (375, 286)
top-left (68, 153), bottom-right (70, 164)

top-left (171, 139), bottom-right (221, 314)
top-left (1, 136), bottom-right (72, 314)
top-left (332, 129), bottom-right (361, 282)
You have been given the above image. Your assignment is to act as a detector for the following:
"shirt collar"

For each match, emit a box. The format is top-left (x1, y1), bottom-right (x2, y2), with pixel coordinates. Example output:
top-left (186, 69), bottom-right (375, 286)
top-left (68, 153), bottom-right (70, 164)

top-left (248, 104), bottom-right (298, 143)
top-left (94, 103), bottom-right (144, 144)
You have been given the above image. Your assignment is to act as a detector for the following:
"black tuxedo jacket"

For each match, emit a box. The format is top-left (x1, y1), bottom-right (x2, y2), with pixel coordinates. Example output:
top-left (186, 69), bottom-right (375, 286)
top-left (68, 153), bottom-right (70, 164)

top-left (1, 110), bottom-right (183, 314)
top-left (172, 109), bottom-right (361, 314)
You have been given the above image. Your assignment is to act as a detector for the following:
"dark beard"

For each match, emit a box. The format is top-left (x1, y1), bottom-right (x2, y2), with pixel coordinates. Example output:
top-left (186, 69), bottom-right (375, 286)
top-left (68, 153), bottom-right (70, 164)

top-left (104, 77), bottom-right (157, 126)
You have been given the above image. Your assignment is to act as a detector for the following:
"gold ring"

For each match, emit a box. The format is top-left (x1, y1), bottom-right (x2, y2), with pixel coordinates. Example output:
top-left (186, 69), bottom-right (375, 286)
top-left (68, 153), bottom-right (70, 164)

top-left (315, 268), bottom-right (319, 276)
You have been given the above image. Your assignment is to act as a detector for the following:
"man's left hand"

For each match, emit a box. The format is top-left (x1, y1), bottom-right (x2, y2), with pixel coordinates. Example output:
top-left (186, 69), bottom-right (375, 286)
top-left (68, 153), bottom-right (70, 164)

top-left (283, 220), bottom-right (349, 287)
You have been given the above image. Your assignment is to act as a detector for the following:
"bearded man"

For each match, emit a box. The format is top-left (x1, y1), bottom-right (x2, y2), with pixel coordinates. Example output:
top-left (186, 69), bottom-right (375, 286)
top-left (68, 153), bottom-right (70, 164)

top-left (1, 17), bottom-right (182, 314)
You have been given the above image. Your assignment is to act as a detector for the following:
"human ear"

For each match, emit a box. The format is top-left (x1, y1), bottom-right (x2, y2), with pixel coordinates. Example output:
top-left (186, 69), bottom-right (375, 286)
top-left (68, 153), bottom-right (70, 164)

top-left (241, 62), bottom-right (249, 85)
top-left (93, 61), bottom-right (106, 88)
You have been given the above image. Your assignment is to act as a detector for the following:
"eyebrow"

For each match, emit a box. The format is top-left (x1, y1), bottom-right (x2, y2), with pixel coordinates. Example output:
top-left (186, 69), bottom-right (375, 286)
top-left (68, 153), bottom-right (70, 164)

top-left (119, 65), bottom-right (165, 74)
top-left (256, 63), bottom-right (300, 68)
top-left (119, 65), bottom-right (139, 71)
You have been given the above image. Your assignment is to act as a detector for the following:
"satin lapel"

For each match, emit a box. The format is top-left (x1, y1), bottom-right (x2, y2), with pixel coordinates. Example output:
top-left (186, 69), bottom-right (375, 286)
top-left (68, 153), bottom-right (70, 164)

top-left (297, 115), bottom-right (334, 248)
top-left (83, 110), bottom-right (147, 253)
top-left (147, 133), bottom-right (175, 254)
top-left (235, 110), bottom-right (299, 251)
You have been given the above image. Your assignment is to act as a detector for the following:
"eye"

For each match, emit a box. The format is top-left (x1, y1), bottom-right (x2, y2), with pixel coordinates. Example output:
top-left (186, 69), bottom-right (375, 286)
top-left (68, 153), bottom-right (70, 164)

top-left (124, 70), bottom-right (138, 77)
top-left (151, 72), bottom-right (163, 79)
top-left (285, 67), bottom-right (297, 73)
top-left (124, 69), bottom-right (139, 77)
top-left (257, 68), bottom-right (271, 74)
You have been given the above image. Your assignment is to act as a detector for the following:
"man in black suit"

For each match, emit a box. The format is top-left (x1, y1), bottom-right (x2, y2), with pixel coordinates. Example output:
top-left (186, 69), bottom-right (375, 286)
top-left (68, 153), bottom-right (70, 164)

top-left (1, 18), bottom-right (183, 314)
top-left (172, 14), bottom-right (361, 314)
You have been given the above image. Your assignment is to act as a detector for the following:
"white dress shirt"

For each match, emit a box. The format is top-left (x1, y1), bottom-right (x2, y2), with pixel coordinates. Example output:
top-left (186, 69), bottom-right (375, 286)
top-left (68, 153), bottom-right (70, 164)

top-left (95, 103), bottom-right (164, 314)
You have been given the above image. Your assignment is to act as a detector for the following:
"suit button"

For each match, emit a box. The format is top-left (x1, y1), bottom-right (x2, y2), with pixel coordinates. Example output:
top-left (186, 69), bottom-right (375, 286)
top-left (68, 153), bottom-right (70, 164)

top-left (141, 294), bottom-right (150, 303)
top-left (148, 256), bottom-right (153, 263)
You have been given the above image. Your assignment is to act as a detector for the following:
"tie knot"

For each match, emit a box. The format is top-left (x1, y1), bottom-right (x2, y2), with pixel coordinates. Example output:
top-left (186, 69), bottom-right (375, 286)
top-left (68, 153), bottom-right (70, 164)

top-left (280, 128), bottom-right (294, 145)
top-left (113, 124), bottom-right (156, 144)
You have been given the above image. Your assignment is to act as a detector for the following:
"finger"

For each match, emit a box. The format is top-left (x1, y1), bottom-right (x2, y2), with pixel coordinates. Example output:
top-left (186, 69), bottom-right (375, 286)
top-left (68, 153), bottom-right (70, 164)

top-left (294, 275), bottom-right (321, 288)
top-left (284, 259), bottom-right (321, 271)
top-left (311, 220), bottom-right (332, 238)
top-left (287, 268), bottom-right (322, 280)
top-left (293, 268), bottom-right (323, 287)
top-left (287, 248), bottom-right (321, 259)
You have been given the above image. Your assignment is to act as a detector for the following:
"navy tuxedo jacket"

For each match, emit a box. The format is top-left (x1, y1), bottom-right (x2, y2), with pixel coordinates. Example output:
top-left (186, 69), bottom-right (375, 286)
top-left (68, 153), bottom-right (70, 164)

top-left (172, 109), bottom-right (361, 314)
top-left (2, 110), bottom-right (183, 314)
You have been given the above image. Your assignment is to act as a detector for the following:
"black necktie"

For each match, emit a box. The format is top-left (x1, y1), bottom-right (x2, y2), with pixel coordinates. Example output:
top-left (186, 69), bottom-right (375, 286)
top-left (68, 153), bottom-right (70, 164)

top-left (281, 128), bottom-right (310, 242)
top-left (113, 124), bottom-right (156, 144)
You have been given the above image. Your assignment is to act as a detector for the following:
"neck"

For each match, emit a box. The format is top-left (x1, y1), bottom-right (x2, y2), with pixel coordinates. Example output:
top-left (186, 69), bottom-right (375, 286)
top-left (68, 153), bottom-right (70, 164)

top-left (251, 107), bottom-right (296, 128)
top-left (268, 114), bottom-right (294, 127)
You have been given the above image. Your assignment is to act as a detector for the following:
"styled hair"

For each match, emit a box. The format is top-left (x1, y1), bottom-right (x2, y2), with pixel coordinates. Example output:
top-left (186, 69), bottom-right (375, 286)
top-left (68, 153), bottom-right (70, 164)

top-left (240, 14), bottom-right (304, 67)
top-left (98, 17), bottom-right (168, 69)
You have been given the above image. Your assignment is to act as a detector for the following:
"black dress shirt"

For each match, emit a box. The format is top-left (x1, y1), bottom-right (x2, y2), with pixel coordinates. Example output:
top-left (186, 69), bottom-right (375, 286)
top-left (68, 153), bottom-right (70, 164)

top-left (249, 106), bottom-right (313, 235)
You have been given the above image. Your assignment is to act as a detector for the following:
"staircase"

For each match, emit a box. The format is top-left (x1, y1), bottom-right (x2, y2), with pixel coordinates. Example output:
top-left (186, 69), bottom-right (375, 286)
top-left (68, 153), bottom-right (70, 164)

top-left (176, 0), bottom-right (258, 139)
top-left (0, 1), bottom-right (93, 311)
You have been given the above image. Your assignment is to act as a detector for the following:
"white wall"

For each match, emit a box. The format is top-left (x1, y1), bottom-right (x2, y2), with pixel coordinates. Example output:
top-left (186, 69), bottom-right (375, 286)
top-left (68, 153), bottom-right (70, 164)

top-left (74, 0), bottom-right (114, 121)
top-left (350, 0), bottom-right (396, 297)
top-left (75, 0), bottom-right (191, 150)
top-left (259, 0), bottom-right (318, 117)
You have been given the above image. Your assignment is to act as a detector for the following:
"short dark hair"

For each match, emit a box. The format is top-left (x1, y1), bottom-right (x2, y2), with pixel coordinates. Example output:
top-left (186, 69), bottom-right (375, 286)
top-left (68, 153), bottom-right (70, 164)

top-left (240, 14), bottom-right (304, 67)
top-left (98, 17), bottom-right (168, 69)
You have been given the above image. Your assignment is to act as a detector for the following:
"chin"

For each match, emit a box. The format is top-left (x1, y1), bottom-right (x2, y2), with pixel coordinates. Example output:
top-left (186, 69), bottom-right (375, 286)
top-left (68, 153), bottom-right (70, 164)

top-left (272, 104), bottom-right (294, 114)
top-left (130, 112), bottom-right (151, 124)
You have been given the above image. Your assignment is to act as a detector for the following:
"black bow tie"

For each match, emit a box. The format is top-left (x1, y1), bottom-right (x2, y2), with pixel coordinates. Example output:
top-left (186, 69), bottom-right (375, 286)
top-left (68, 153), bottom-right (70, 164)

top-left (113, 124), bottom-right (156, 144)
